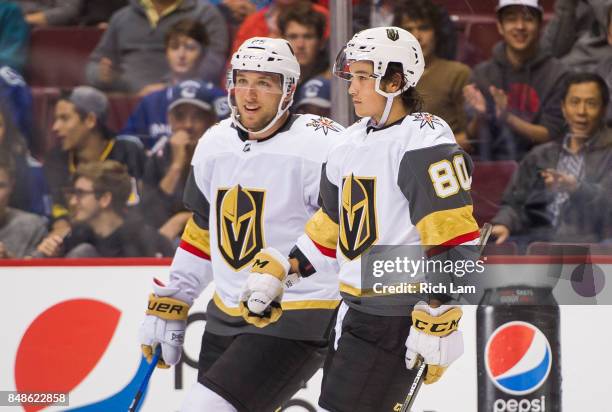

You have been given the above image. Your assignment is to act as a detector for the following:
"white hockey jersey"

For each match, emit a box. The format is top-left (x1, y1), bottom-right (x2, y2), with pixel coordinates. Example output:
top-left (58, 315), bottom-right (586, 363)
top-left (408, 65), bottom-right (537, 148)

top-left (167, 114), bottom-right (343, 340)
top-left (294, 113), bottom-right (480, 315)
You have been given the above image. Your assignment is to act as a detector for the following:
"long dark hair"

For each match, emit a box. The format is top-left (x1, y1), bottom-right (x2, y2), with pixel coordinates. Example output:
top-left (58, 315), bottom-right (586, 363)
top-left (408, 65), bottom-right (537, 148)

top-left (382, 62), bottom-right (423, 114)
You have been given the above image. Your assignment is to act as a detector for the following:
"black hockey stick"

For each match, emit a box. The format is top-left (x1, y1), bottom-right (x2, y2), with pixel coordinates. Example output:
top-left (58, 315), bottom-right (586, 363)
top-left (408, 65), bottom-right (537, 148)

top-left (128, 345), bottom-right (161, 412)
top-left (400, 223), bottom-right (493, 412)
top-left (400, 355), bottom-right (427, 412)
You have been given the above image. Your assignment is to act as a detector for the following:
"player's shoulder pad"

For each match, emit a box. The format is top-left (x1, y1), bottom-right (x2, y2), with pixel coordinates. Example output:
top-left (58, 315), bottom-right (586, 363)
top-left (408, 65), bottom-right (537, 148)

top-left (401, 112), bottom-right (456, 152)
top-left (293, 113), bottom-right (345, 137)
top-left (274, 114), bottom-right (345, 162)
top-left (191, 118), bottom-right (236, 165)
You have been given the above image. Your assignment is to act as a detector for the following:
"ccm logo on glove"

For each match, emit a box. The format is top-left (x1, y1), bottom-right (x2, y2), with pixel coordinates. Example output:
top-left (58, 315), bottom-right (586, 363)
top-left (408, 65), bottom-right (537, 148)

top-left (412, 307), bottom-right (462, 336)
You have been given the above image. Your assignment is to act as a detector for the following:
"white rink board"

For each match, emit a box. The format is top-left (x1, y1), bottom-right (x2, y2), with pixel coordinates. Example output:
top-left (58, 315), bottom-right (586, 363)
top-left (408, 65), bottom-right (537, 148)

top-left (1, 261), bottom-right (610, 412)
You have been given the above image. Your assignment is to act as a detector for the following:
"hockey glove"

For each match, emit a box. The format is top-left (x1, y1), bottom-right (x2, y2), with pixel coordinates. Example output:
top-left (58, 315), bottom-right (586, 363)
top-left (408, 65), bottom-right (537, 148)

top-left (405, 301), bottom-right (464, 384)
top-left (139, 279), bottom-right (190, 368)
top-left (239, 247), bottom-right (290, 328)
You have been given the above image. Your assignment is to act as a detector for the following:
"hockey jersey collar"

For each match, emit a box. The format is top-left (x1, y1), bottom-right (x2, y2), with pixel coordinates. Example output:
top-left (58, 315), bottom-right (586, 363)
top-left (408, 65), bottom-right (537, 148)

top-left (366, 116), bottom-right (405, 134)
top-left (233, 114), bottom-right (300, 143)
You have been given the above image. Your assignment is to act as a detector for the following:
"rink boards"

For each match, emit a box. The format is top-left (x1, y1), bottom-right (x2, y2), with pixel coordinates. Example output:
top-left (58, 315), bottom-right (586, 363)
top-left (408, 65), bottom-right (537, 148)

top-left (1, 257), bottom-right (611, 412)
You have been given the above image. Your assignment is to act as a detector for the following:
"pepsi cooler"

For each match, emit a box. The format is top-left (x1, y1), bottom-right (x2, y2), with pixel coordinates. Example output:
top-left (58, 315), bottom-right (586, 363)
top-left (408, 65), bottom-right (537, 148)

top-left (477, 287), bottom-right (561, 412)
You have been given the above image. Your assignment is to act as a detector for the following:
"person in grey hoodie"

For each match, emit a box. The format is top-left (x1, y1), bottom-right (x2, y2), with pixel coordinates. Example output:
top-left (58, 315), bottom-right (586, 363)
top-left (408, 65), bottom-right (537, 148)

top-left (463, 0), bottom-right (568, 161)
top-left (86, 0), bottom-right (229, 93)
top-left (541, 0), bottom-right (612, 73)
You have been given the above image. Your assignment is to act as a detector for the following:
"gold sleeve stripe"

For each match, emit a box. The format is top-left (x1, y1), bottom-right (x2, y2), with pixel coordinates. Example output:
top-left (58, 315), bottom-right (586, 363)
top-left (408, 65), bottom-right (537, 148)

top-left (305, 209), bottom-right (338, 255)
top-left (251, 251), bottom-right (287, 281)
top-left (416, 205), bottom-right (479, 246)
top-left (180, 217), bottom-right (210, 257)
top-left (213, 293), bottom-right (339, 316)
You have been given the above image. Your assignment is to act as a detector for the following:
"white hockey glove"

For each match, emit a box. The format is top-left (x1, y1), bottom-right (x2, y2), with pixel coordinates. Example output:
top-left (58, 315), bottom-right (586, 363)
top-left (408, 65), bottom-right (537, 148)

top-left (239, 247), bottom-right (290, 328)
top-left (405, 301), bottom-right (464, 384)
top-left (139, 279), bottom-right (190, 368)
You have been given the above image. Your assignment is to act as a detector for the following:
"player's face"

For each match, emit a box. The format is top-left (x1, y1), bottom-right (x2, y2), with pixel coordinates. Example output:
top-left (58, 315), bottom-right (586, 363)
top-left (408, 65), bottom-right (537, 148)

top-left (0, 168), bottom-right (12, 212)
top-left (53, 100), bottom-right (90, 151)
top-left (562, 81), bottom-right (605, 139)
top-left (166, 35), bottom-right (202, 76)
top-left (284, 22), bottom-right (321, 68)
top-left (347, 61), bottom-right (387, 119)
top-left (497, 6), bottom-right (540, 53)
top-left (401, 17), bottom-right (436, 60)
top-left (169, 104), bottom-right (215, 142)
top-left (67, 177), bottom-right (103, 223)
top-left (233, 71), bottom-right (284, 132)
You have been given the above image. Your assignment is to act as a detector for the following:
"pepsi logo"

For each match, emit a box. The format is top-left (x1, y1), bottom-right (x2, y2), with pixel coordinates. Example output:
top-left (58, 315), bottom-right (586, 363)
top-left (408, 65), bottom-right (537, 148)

top-left (485, 321), bottom-right (552, 396)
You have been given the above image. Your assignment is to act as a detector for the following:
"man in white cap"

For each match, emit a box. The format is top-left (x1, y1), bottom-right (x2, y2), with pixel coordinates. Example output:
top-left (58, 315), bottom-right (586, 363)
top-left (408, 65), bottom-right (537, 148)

top-left (463, 0), bottom-right (568, 161)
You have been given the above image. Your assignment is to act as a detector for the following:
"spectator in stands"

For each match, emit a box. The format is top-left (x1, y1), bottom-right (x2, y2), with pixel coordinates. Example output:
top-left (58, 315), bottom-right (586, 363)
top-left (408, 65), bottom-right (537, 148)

top-left (278, 1), bottom-right (329, 88)
top-left (395, 0), bottom-right (471, 150)
top-left (293, 76), bottom-right (330, 117)
top-left (17, 0), bottom-right (82, 26)
top-left (0, 153), bottom-right (47, 258)
top-left (0, 65), bottom-right (34, 148)
top-left (136, 19), bottom-right (209, 97)
top-left (122, 79), bottom-right (227, 150)
top-left (232, 0), bottom-right (329, 53)
top-left (86, 0), bottom-right (229, 93)
top-left (491, 72), bottom-right (612, 246)
top-left (78, 0), bottom-right (127, 28)
top-left (463, 0), bottom-right (568, 161)
top-left (595, 4), bottom-right (612, 126)
top-left (44, 86), bottom-right (144, 233)
top-left (0, 103), bottom-right (50, 216)
top-left (141, 81), bottom-right (219, 240)
top-left (542, 0), bottom-right (612, 72)
top-left (35, 160), bottom-right (174, 257)
top-left (0, 2), bottom-right (29, 74)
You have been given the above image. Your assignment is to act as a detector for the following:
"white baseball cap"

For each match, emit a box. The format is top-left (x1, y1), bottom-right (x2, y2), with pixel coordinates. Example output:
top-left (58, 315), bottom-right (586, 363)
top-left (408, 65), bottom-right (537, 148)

top-left (496, 0), bottom-right (543, 13)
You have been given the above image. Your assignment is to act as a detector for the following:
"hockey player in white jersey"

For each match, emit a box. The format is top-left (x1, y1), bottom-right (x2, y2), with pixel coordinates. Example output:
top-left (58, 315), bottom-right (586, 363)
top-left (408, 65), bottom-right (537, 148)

top-left (138, 37), bottom-right (343, 412)
top-left (241, 27), bottom-right (481, 411)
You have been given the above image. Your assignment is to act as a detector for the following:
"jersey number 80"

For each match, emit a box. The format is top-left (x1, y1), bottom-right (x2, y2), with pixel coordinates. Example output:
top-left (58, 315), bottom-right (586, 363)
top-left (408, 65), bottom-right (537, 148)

top-left (427, 155), bottom-right (471, 198)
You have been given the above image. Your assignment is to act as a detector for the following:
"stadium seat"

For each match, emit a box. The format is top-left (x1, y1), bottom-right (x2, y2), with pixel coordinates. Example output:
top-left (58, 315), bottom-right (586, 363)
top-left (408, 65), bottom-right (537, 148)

top-left (471, 160), bottom-right (518, 226)
top-left (462, 21), bottom-right (502, 66)
top-left (106, 94), bottom-right (142, 132)
top-left (31, 87), bottom-right (60, 156)
top-left (27, 27), bottom-right (104, 88)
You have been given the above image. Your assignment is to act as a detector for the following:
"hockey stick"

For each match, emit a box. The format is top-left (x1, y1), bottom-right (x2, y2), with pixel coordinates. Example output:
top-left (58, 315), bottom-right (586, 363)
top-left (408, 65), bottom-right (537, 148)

top-left (400, 355), bottom-right (427, 412)
top-left (399, 223), bottom-right (493, 412)
top-left (128, 345), bottom-right (161, 412)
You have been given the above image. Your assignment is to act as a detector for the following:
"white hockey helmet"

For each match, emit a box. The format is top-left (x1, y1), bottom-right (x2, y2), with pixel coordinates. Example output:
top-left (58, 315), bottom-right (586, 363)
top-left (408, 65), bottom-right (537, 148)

top-left (333, 27), bottom-right (425, 126)
top-left (228, 37), bottom-right (301, 135)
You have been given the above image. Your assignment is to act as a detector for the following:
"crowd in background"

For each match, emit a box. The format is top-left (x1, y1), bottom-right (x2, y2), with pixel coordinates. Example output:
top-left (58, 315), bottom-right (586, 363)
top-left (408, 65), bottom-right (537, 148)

top-left (1, 0), bottom-right (611, 259)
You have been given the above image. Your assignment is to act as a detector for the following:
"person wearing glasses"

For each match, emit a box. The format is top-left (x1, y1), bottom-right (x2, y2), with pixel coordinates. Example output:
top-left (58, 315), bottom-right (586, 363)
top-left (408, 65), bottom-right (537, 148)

top-left (35, 160), bottom-right (173, 258)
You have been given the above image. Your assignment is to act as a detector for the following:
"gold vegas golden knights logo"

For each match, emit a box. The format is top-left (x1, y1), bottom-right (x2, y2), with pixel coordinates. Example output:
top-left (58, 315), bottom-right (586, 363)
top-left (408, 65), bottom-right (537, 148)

top-left (339, 174), bottom-right (378, 260)
top-left (216, 185), bottom-right (266, 270)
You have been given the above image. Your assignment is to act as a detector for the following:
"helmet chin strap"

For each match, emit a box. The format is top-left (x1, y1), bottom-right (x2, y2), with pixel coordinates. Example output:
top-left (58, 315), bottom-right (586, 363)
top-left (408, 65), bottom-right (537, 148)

top-left (373, 96), bottom-right (394, 128)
